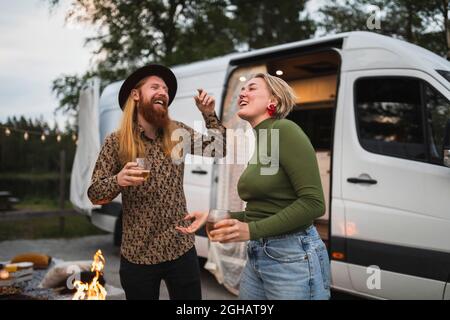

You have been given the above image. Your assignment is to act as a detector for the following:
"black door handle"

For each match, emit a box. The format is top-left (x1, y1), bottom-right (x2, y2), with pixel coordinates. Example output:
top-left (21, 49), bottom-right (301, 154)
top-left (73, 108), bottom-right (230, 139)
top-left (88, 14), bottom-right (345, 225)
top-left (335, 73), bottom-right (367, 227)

top-left (347, 177), bottom-right (377, 185)
top-left (191, 169), bottom-right (208, 175)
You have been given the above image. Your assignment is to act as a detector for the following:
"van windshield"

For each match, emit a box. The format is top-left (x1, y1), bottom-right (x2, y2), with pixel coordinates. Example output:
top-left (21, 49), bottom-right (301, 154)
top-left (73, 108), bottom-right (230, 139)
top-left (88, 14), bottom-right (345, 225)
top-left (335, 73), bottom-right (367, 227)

top-left (437, 70), bottom-right (450, 83)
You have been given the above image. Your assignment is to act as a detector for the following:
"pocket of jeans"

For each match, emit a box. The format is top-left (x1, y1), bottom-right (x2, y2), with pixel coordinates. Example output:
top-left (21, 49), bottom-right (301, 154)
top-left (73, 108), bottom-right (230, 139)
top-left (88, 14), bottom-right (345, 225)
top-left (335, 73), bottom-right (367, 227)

top-left (263, 238), bottom-right (308, 263)
top-left (314, 242), bottom-right (331, 290)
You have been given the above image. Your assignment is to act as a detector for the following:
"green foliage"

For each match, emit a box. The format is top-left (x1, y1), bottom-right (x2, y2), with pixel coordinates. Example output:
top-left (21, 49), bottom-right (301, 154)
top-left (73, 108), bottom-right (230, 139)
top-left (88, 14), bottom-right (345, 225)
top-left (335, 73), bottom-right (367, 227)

top-left (0, 117), bottom-right (76, 201)
top-left (0, 215), bottom-right (107, 241)
top-left (318, 0), bottom-right (450, 58)
top-left (230, 0), bottom-right (316, 49)
top-left (0, 116), bottom-right (76, 173)
top-left (48, 0), bottom-right (315, 114)
top-left (47, 0), bottom-right (449, 117)
top-left (52, 72), bottom-right (98, 116)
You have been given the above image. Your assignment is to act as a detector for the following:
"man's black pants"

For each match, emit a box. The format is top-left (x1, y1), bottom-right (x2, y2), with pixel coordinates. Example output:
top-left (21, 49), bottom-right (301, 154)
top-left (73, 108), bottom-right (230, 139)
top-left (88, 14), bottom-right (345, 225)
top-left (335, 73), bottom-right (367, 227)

top-left (119, 246), bottom-right (202, 300)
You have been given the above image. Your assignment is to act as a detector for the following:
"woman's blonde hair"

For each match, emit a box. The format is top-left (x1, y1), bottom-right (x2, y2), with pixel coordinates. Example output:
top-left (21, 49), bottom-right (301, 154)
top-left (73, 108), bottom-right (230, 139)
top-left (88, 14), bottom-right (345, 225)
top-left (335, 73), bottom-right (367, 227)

top-left (117, 77), bottom-right (178, 165)
top-left (252, 73), bottom-right (297, 119)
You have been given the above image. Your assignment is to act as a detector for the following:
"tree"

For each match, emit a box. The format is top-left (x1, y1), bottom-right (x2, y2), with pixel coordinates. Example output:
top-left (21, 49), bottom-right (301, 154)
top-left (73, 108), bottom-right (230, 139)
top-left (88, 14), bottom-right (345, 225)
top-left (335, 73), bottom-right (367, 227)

top-left (48, 0), bottom-right (317, 114)
top-left (318, 0), bottom-right (450, 59)
top-left (0, 116), bottom-right (75, 174)
top-left (230, 0), bottom-right (316, 50)
top-left (420, 0), bottom-right (450, 59)
top-left (48, 0), bottom-right (236, 113)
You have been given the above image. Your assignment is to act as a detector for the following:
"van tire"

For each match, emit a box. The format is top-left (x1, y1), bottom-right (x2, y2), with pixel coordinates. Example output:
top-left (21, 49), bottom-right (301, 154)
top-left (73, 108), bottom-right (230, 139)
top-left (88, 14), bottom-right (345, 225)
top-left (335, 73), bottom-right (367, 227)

top-left (113, 211), bottom-right (123, 247)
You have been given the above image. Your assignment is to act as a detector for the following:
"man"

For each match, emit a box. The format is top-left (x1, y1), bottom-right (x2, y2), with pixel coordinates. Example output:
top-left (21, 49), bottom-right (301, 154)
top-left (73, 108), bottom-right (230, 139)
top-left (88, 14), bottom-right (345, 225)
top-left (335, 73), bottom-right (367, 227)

top-left (87, 64), bottom-right (226, 300)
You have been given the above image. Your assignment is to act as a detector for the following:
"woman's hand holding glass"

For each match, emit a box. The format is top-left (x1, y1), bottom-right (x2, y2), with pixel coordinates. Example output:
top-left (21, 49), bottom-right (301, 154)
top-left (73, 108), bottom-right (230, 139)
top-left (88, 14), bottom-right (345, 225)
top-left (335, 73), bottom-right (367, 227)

top-left (209, 218), bottom-right (250, 243)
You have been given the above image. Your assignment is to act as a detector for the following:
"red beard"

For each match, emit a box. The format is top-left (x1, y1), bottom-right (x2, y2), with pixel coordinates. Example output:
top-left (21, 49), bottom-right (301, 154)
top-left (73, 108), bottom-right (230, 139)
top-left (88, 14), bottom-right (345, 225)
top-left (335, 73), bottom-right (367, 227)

top-left (138, 95), bottom-right (170, 129)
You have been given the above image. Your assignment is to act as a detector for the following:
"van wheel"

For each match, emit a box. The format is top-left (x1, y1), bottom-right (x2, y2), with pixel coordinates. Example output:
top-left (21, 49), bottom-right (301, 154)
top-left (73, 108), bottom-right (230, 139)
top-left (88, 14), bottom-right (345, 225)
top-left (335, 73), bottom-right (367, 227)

top-left (113, 211), bottom-right (122, 247)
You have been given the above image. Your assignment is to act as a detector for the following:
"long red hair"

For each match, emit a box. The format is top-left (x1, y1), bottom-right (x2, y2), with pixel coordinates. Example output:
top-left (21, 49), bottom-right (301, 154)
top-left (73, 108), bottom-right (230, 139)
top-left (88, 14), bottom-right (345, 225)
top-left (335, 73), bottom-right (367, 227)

top-left (117, 78), bottom-right (178, 164)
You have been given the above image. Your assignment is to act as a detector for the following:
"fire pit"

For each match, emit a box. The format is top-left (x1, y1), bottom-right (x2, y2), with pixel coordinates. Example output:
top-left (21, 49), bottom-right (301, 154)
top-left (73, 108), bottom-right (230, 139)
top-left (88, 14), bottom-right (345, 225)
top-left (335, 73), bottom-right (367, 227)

top-left (0, 250), bottom-right (125, 300)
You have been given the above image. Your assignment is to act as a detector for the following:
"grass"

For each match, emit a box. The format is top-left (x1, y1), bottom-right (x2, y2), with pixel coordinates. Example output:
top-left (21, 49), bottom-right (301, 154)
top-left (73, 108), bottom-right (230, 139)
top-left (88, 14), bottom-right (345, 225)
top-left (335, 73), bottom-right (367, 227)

top-left (15, 196), bottom-right (73, 211)
top-left (0, 215), bottom-right (108, 241)
top-left (0, 172), bottom-right (62, 180)
top-left (0, 197), bottom-right (108, 241)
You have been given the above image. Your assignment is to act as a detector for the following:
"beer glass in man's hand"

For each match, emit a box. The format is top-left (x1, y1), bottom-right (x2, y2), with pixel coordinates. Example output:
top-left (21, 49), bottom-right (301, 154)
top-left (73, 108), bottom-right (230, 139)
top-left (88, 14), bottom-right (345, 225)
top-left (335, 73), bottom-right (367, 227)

top-left (117, 162), bottom-right (146, 187)
top-left (206, 209), bottom-right (230, 240)
top-left (136, 158), bottom-right (150, 180)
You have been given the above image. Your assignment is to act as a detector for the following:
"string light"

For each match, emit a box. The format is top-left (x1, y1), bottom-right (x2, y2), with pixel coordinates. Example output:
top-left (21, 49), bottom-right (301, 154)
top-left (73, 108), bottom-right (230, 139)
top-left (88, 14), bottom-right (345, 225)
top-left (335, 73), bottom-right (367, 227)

top-left (0, 125), bottom-right (77, 144)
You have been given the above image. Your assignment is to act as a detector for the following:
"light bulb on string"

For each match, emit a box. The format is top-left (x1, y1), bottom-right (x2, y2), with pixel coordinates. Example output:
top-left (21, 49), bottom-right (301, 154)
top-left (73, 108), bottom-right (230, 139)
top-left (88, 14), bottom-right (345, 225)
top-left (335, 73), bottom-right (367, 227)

top-left (5, 128), bottom-right (11, 136)
top-left (41, 133), bottom-right (46, 142)
top-left (57, 134), bottom-right (61, 142)
top-left (24, 132), bottom-right (29, 141)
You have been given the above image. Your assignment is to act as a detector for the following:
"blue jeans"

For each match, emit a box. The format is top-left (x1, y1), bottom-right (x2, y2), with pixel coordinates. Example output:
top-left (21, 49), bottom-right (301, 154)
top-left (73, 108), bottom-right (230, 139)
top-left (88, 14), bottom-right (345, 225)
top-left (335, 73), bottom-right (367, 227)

top-left (239, 225), bottom-right (331, 300)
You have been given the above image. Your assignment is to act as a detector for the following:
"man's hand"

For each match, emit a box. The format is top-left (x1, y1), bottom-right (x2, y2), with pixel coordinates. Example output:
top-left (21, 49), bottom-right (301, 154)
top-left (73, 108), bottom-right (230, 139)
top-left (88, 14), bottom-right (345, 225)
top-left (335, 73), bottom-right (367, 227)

top-left (117, 162), bottom-right (145, 187)
top-left (194, 89), bottom-right (215, 115)
top-left (209, 219), bottom-right (250, 243)
top-left (176, 211), bottom-right (208, 234)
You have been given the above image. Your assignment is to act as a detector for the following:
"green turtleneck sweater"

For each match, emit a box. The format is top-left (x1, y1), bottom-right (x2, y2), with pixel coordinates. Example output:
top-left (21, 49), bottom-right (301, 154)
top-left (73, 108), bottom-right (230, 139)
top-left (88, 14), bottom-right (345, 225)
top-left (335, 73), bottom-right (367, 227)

top-left (231, 118), bottom-right (325, 240)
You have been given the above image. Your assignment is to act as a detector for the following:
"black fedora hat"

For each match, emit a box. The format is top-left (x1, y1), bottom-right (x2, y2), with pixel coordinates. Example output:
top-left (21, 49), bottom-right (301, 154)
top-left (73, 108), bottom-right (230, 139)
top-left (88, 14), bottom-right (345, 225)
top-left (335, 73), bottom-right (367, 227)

top-left (118, 64), bottom-right (177, 110)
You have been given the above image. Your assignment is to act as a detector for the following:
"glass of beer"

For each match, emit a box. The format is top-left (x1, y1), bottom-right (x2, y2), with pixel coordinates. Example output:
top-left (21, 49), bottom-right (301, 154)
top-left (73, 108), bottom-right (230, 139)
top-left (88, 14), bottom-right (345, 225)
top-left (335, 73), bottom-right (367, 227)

top-left (206, 209), bottom-right (230, 239)
top-left (136, 158), bottom-right (150, 180)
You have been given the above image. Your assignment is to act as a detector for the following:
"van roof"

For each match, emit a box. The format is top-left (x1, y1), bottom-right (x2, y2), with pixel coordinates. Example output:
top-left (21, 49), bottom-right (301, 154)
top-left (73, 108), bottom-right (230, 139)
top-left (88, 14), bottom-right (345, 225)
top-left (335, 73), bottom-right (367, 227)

top-left (342, 31), bottom-right (450, 73)
top-left (228, 31), bottom-right (450, 75)
top-left (100, 31), bottom-right (450, 111)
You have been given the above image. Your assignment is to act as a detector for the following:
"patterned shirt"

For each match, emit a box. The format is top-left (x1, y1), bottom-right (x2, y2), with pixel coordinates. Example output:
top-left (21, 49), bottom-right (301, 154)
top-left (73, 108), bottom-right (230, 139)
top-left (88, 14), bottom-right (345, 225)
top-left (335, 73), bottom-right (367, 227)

top-left (87, 112), bottom-right (226, 264)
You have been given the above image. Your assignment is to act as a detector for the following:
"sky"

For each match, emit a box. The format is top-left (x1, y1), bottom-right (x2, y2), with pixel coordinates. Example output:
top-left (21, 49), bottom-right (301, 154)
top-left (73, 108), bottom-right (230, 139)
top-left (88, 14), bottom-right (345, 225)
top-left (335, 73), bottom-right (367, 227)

top-left (0, 0), bottom-right (327, 131)
top-left (0, 0), bottom-right (94, 130)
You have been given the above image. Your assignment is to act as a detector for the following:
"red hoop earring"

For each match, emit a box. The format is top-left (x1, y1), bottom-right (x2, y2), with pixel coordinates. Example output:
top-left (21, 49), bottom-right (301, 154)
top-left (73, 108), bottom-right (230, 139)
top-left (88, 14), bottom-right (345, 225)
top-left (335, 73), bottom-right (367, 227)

top-left (267, 103), bottom-right (276, 117)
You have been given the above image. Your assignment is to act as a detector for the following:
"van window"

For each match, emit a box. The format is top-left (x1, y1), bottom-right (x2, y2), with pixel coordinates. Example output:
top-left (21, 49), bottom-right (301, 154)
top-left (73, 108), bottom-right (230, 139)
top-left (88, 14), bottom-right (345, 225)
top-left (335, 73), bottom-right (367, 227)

top-left (355, 77), bottom-right (426, 162)
top-left (425, 84), bottom-right (450, 164)
top-left (436, 70), bottom-right (450, 83)
top-left (355, 77), bottom-right (450, 166)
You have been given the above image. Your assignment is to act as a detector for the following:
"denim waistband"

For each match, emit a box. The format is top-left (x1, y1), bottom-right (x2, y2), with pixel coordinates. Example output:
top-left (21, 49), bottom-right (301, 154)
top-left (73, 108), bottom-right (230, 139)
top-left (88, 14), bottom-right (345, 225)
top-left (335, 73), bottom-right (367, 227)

top-left (251, 224), bottom-right (318, 245)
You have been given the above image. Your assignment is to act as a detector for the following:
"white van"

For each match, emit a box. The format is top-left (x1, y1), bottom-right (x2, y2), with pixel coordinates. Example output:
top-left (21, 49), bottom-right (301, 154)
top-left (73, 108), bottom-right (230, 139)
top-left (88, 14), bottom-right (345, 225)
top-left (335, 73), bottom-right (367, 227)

top-left (74, 31), bottom-right (450, 299)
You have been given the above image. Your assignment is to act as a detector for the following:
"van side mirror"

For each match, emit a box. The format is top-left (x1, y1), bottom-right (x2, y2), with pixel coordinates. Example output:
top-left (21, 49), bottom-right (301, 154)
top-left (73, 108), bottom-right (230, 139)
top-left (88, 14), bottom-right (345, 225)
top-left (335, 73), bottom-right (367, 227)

top-left (443, 119), bottom-right (450, 167)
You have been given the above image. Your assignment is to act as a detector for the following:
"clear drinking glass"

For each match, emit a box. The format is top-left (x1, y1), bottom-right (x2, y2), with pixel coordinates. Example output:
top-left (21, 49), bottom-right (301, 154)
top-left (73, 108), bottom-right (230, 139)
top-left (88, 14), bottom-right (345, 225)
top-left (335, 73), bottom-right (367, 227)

top-left (206, 209), bottom-right (230, 239)
top-left (136, 158), bottom-right (150, 180)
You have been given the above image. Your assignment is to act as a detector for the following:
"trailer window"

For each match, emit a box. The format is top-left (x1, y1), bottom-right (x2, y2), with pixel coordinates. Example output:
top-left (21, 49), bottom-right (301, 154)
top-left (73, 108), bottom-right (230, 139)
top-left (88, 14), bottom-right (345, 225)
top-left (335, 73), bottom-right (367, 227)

top-left (354, 77), bottom-right (426, 162)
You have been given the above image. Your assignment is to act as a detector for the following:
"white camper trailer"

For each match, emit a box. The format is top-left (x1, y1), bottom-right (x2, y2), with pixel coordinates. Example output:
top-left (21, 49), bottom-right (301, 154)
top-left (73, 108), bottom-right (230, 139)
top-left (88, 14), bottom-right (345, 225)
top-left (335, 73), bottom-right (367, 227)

top-left (71, 31), bottom-right (450, 299)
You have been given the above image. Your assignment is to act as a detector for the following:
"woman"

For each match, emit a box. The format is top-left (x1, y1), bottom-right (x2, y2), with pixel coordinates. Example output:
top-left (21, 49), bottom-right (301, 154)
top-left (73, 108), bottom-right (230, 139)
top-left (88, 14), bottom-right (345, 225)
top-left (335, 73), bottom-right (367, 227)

top-left (177, 73), bottom-right (330, 300)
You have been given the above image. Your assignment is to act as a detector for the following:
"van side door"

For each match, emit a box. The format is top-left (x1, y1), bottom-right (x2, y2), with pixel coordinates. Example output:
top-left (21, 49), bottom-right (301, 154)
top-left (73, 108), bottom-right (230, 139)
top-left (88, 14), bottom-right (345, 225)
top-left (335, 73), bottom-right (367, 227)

top-left (341, 69), bottom-right (450, 299)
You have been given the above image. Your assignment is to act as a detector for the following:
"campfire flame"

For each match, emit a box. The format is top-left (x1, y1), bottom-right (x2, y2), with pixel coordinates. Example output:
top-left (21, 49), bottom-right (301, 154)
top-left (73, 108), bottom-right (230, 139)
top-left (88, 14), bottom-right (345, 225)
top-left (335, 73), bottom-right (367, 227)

top-left (72, 250), bottom-right (107, 300)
